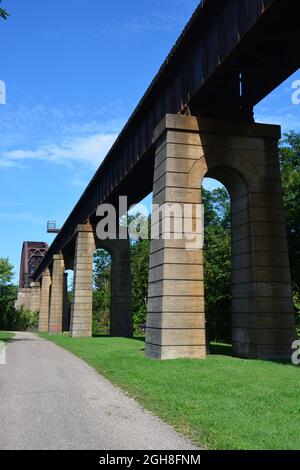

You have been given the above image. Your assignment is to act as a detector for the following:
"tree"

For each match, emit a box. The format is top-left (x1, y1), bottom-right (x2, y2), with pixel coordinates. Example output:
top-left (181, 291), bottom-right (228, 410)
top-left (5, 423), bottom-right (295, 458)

top-left (130, 237), bottom-right (150, 333)
top-left (93, 249), bottom-right (111, 334)
top-left (203, 188), bottom-right (232, 342)
top-left (279, 131), bottom-right (300, 334)
top-left (0, 257), bottom-right (14, 286)
top-left (0, 1), bottom-right (9, 20)
top-left (0, 258), bottom-right (17, 330)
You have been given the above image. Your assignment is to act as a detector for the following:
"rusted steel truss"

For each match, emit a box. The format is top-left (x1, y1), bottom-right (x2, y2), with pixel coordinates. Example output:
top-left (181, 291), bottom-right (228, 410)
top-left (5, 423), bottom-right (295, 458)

top-left (19, 242), bottom-right (48, 288)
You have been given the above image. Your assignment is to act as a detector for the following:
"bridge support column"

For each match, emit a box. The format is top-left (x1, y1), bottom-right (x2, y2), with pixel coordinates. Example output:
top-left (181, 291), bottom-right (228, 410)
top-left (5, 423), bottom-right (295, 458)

top-left (49, 254), bottom-right (65, 334)
top-left (62, 272), bottom-right (69, 332)
top-left (70, 225), bottom-right (95, 337)
top-left (15, 288), bottom-right (31, 310)
top-left (145, 114), bottom-right (297, 360)
top-left (29, 282), bottom-right (41, 312)
top-left (38, 269), bottom-right (51, 332)
top-left (146, 115), bottom-right (206, 360)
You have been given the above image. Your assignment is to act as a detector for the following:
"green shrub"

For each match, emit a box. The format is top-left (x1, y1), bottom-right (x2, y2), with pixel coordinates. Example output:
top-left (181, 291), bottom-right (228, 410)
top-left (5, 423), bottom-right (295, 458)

top-left (294, 292), bottom-right (300, 338)
top-left (4, 307), bottom-right (39, 331)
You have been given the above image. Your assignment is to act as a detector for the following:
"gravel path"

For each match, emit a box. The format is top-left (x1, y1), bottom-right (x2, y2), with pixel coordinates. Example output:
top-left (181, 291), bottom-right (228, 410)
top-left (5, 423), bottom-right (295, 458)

top-left (0, 332), bottom-right (197, 450)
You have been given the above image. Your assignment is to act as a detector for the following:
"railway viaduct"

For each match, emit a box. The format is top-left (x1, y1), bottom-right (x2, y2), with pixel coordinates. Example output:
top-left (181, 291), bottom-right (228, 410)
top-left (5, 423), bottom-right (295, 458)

top-left (17, 0), bottom-right (299, 360)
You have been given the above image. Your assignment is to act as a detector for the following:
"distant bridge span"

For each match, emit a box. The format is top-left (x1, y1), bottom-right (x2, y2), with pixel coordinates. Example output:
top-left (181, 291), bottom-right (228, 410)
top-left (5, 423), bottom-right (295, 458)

top-left (15, 242), bottom-right (48, 311)
top-left (25, 0), bottom-right (299, 360)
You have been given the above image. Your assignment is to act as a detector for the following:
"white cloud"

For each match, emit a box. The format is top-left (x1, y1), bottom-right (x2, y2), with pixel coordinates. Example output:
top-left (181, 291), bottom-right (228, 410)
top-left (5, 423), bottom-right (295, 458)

top-left (0, 132), bottom-right (118, 169)
top-left (0, 100), bottom-right (125, 170)
top-left (255, 111), bottom-right (300, 133)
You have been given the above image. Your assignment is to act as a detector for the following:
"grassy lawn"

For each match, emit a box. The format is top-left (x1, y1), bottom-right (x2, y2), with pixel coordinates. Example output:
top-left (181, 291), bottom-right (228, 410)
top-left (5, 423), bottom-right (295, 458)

top-left (39, 333), bottom-right (300, 450)
top-left (0, 331), bottom-right (14, 344)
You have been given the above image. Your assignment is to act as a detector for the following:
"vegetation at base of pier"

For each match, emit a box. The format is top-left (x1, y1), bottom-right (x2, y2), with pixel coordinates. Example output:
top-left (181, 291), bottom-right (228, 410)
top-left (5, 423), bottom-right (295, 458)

top-left (39, 333), bottom-right (300, 450)
top-left (0, 258), bottom-right (39, 331)
top-left (5, 307), bottom-right (39, 331)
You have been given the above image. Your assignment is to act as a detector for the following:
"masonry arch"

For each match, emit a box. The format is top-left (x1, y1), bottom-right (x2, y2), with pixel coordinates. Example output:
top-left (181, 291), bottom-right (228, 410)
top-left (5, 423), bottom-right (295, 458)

top-left (200, 163), bottom-right (251, 355)
top-left (94, 237), bottom-right (133, 338)
top-left (93, 247), bottom-right (112, 336)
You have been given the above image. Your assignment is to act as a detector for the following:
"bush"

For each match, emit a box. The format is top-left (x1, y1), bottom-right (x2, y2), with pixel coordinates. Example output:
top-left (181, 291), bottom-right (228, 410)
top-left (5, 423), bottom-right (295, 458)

top-left (294, 292), bottom-right (300, 338)
top-left (3, 307), bottom-right (39, 331)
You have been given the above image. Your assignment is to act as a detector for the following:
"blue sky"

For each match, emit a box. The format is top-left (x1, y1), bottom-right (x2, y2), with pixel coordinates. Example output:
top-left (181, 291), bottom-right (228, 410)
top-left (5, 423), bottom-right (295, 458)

top-left (0, 0), bottom-right (299, 283)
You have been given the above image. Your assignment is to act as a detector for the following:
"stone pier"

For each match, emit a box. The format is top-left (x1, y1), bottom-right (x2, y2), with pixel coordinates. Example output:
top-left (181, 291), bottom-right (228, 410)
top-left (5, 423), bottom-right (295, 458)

top-left (48, 254), bottom-right (65, 334)
top-left (29, 282), bottom-right (41, 312)
top-left (62, 272), bottom-right (69, 332)
top-left (145, 114), bottom-right (297, 360)
top-left (70, 225), bottom-right (95, 337)
top-left (38, 268), bottom-right (51, 332)
top-left (15, 288), bottom-right (31, 310)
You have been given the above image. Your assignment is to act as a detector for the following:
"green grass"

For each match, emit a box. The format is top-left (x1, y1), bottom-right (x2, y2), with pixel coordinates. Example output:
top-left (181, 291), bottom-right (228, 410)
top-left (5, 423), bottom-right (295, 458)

top-left (0, 331), bottom-right (14, 344)
top-left (39, 333), bottom-right (300, 450)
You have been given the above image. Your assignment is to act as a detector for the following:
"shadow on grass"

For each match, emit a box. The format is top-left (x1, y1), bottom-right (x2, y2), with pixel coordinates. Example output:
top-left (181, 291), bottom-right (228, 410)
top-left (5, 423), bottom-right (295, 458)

top-left (133, 336), bottom-right (145, 342)
top-left (81, 335), bottom-right (295, 366)
top-left (209, 343), bottom-right (232, 356)
top-left (92, 334), bottom-right (146, 342)
top-left (209, 342), bottom-right (294, 366)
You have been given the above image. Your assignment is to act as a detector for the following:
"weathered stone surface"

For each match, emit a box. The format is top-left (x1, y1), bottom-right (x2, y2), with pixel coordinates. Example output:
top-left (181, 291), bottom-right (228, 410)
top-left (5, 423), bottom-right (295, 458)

top-left (70, 226), bottom-right (95, 338)
top-left (146, 312), bottom-right (205, 329)
top-left (62, 272), bottom-right (69, 332)
top-left (15, 288), bottom-right (31, 310)
top-left (146, 343), bottom-right (206, 360)
top-left (38, 269), bottom-right (51, 332)
top-left (49, 255), bottom-right (65, 334)
top-left (29, 282), bottom-right (41, 312)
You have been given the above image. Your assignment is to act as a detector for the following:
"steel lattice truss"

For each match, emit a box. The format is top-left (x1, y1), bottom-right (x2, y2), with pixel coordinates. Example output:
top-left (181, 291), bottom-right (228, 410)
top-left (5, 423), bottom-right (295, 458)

top-left (19, 242), bottom-right (49, 288)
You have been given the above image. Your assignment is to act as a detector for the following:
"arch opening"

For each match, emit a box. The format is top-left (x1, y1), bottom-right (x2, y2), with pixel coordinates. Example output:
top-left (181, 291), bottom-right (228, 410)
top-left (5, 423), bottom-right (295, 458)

top-left (93, 248), bottom-right (112, 336)
top-left (202, 166), bottom-right (250, 356)
top-left (63, 269), bottom-right (73, 333)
